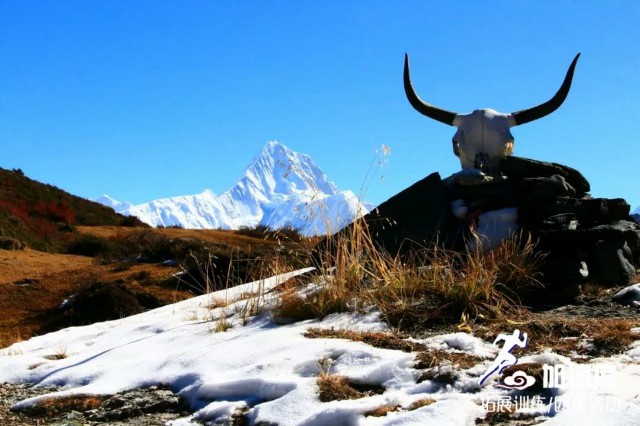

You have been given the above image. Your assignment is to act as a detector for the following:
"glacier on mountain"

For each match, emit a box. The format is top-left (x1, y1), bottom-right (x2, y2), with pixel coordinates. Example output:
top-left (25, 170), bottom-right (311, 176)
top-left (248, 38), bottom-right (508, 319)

top-left (96, 141), bottom-right (369, 236)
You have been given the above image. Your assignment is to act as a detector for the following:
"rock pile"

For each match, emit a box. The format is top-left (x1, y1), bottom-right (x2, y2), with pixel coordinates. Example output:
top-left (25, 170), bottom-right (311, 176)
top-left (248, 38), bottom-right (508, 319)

top-left (343, 156), bottom-right (639, 301)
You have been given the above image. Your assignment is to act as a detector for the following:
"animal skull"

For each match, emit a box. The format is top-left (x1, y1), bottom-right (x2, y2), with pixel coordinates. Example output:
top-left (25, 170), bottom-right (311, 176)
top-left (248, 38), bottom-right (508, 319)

top-left (404, 53), bottom-right (580, 174)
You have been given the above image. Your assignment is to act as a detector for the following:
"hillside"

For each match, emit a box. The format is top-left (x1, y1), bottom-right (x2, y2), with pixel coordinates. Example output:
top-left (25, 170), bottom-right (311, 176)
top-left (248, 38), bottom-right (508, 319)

top-left (0, 167), bottom-right (146, 251)
top-left (0, 224), bottom-right (313, 350)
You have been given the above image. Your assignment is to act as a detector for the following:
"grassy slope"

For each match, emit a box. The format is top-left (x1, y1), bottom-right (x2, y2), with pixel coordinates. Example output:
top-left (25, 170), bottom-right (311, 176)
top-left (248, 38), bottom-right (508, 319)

top-left (0, 167), bottom-right (146, 251)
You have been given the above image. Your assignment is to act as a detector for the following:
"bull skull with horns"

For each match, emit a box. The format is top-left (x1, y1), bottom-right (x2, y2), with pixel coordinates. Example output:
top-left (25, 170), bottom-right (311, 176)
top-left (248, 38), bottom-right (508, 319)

top-left (404, 53), bottom-right (580, 175)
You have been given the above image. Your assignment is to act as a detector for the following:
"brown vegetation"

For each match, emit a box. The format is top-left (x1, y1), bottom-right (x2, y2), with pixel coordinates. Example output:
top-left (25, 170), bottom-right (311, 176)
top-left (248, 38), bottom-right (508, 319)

top-left (0, 225), bottom-right (307, 349)
top-left (316, 374), bottom-right (385, 402)
top-left (304, 327), bottom-right (420, 352)
top-left (20, 395), bottom-right (104, 417)
top-left (408, 398), bottom-right (436, 411)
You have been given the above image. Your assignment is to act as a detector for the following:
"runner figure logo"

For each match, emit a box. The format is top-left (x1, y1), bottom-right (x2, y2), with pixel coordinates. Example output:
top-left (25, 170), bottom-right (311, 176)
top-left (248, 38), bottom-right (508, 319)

top-left (479, 329), bottom-right (528, 385)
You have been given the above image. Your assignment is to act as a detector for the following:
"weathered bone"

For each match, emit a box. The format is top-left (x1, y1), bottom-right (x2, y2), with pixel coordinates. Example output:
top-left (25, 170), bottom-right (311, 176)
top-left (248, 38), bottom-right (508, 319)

top-left (404, 53), bottom-right (580, 174)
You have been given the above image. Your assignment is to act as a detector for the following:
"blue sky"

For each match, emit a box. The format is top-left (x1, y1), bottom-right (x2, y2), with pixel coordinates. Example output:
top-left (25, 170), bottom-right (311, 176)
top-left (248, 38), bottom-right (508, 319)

top-left (1, 1), bottom-right (639, 208)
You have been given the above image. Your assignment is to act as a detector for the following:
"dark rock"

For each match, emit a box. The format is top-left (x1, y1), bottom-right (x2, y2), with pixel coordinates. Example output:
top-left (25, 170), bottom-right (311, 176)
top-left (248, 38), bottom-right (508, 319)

top-left (444, 178), bottom-right (516, 213)
top-left (612, 283), bottom-right (640, 307)
top-left (325, 172), bottom-right (451, 257)
top-left (518, 197), bottom-right (581, 227)
top-left (516, 176), bottom-right (576, 228)
top-left (85, 387), bottom-right (188, 423)
top-left (67, 282), bottom-right (148, 324)
top-left (608, 198), bottom-right (632, 221)
top-left (537, 221), bottom-right (640, 251)
top-left (576, 198), bottom-right (630, 225)
top-left (576, 198), bottom-right (608, 226)
top-left (501, 156), bottom-right (590, 195)
top-left (39, 282), bottom-right (165, 334)
top-left (540, 213), bottom-right (578, 231)
top-left (519, 175), bottom-right (576, 200)
top-left (591, 239), bottom-right (637, 286)
top-left (586, 220), bottom-right (639, 240)
top-left (538, 256), bottom-right (587, 302)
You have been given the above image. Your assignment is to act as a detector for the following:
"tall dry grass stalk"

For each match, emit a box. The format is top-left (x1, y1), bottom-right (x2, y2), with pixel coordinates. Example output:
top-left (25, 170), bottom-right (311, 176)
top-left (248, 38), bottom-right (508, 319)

top-left (277, 211), bottom-right (541, 328)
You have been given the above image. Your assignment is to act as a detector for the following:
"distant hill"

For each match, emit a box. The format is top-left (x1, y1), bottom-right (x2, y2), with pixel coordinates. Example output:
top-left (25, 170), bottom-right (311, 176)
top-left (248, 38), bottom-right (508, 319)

top-left (0, 167), bottom-right (145, 251)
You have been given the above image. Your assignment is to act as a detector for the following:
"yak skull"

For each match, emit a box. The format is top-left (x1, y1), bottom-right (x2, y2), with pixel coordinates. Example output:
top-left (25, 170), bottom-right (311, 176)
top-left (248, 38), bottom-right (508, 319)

top-left (404, 53), bottom-right (580, 174)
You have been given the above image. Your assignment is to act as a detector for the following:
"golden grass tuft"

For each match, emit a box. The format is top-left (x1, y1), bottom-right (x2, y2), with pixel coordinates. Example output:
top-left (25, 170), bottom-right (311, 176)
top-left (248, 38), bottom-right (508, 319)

top-left (414, 348), bottom-right (481, 370)
top-left (316, 373), bottom-right (385, 402)
top-left (408, 397), bottom-right (436, 411)
top-left (207, 296), bottom-right (230, 310)
top-left (299, 218), bottom-right (541, 330)
top-left (364, 404), bottom-right (401, 417)
top-left (212, 314), bottom-right (233, 333)
top-left (590, 318), bottom-right (639, 356)
top-left (274, 285), bottom-right (354, 321)
top-left (304, 327), bottom-right (420, 352)
top-left (0, 329), bottom-right (24, 353)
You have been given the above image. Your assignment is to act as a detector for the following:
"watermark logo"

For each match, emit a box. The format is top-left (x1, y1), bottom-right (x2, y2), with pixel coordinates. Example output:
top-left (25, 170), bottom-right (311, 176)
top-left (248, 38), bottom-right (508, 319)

top-left (542, 364), bottom-right (616, 389)
top-left (480, 328), bottom-right (617, 390)
top-left (496, 370), bottom-right (536, 390)
top-left (480, 329), bottom-right (621, 413)
top-left (478, 329), bottom-right (528, 386)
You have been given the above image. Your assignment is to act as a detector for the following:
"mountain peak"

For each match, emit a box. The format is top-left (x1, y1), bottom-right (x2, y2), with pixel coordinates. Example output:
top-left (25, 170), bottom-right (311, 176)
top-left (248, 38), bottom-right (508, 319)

top-left (240, 141), bottom-right (339, 198)
top-left (97, 141), bottom-right (368, 235)
top-left (94, 194), bottom-right (121, 208)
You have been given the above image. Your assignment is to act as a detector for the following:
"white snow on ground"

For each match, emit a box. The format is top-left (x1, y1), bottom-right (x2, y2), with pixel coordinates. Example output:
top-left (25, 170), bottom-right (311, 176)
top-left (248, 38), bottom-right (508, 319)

top-left (1, 269), bottom-right (640, 425)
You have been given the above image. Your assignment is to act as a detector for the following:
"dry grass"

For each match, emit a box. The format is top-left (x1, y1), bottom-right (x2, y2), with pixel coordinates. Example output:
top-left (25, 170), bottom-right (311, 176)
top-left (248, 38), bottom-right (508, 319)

top-left (294, 219), bottom-right (541, 330)
top-left (408, 397), bottom-right (436, 411)
top-left (208, 296), bottom-right (230, 310)
top-left (316, 373), bottom-right (385, 402)
top-left (305, 327), bottom-right (483, 386)
top-left (590, 318), bottom-right (639, 356)
top-left (0, 329), bottom-right (24, 352)
top-left (19, 395), bottom-right (103, 417)
top-left (213, 316), bottom-right (233, 333)
top-left (414, 348), bottom-right (481, 370)
top-left (476, 316), bottom-right (640, 358)
top-left (304, 327), bottom-right (420, 352)
top-left (274, 286), bottom-right (355, 321)
top-left (364, 404), bottom-right (401, 417)
top-left (43, 346), bottom-right (69, 360)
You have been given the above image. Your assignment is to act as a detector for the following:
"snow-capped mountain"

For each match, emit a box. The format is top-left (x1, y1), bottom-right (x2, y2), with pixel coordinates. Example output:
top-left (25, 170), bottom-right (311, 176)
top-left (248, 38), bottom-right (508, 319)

top-left (97, 141), bottom-right (369, 236)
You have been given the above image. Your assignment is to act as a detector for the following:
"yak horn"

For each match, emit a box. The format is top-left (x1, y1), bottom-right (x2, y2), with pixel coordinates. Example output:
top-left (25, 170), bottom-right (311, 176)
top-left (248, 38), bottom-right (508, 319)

top-left (404, 53), bottom-right (458, 126)
top-left (511, 53), bottom-right (581, 125)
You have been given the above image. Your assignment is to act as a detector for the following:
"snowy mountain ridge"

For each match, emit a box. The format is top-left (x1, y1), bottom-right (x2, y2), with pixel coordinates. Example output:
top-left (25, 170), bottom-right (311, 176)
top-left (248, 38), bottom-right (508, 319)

top-left (96, 141), bottom-right (369, 235)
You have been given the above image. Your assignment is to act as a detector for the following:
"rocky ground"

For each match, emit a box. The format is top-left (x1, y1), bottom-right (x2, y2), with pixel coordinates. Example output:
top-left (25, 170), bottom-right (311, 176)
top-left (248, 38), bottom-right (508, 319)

top-left (0, 383), bottom-right (192, 425)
